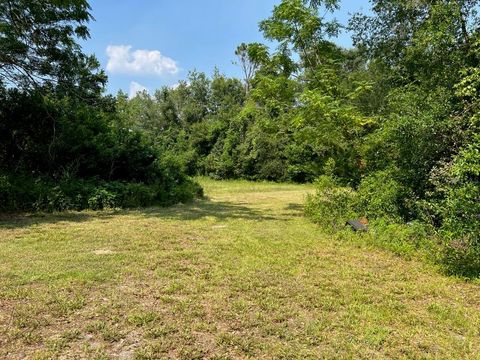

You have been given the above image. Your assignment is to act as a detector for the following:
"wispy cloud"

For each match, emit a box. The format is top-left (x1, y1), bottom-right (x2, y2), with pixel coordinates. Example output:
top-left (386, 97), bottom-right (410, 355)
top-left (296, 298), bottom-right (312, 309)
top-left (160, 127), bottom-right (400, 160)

top-left (129, 81), bottom-right (148, 99)
top-left (107, 45), bottom-right (179, 77)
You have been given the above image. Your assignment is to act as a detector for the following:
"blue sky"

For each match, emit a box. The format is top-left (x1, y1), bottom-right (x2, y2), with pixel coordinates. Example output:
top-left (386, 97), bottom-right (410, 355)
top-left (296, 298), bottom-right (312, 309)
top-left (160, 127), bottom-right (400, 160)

top-left (81, 0), bottom-right (371, 97)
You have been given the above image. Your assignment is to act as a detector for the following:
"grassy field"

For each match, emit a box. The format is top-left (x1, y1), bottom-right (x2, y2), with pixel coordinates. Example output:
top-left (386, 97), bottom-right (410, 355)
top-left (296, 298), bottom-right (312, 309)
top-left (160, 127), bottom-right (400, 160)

top-left (1, 178), bottom-right (480, 359)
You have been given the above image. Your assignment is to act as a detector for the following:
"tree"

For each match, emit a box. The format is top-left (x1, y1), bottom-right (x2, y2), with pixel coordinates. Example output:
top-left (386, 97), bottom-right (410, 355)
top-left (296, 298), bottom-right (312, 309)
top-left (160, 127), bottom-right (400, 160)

top-left (349, 0), bottom-right (480, 88)
top-left (259, 0), bottom-right (340, 75)
top-left (234, 42), bottom-right (269, 94)
top-left (0, 0), bottom-right (106, 97)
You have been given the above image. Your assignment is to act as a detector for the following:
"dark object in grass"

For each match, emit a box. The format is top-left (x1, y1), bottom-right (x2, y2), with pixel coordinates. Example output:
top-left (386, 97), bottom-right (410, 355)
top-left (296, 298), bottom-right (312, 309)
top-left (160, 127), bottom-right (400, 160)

top-left (346, 219), bottom-right (369, 232)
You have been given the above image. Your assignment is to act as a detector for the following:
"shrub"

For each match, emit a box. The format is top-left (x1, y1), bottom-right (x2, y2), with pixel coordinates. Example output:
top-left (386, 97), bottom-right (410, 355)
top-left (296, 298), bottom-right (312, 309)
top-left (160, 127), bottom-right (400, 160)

top-left (87, 188), bottom-right (117, 210)
top-left (104, 182), bottom-right (155, 208)
top-left (36, 185), bottom-right (74, 212)
top-left (440, 235), bottom-right (480, 278)
top-left (305, 175), bottom-right (357, 229)
top-left (170, 180), bottom-right (204, 204)
top-left (441, 183), bottom-right (480, 240)
top-left (305, 174), bottom-right (437, 265)
top-left (439, 136), bottom-right (480, 239)
top-left (355, 170), bottom-right (410, 221)
top-left (0, 175), bottom-right (203, 212)
top-left (433, 136), bottom-right (480, 277)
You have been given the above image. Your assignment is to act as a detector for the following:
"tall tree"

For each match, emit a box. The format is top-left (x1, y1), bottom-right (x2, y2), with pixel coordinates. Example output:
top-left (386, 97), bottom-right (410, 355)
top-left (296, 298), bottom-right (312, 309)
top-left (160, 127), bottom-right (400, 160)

top-left (0, 0), bottom-right (106, 97)
top-left (259, 0), bottom-right (340, 75)
top-left (234, 42), bottom-right (269, 94)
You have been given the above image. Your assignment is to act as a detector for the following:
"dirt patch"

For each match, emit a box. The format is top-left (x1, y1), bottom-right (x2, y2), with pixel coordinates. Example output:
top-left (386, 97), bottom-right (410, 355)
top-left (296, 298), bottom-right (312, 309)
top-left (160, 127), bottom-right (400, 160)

top-left (93, 249), bottom-right (115, 255)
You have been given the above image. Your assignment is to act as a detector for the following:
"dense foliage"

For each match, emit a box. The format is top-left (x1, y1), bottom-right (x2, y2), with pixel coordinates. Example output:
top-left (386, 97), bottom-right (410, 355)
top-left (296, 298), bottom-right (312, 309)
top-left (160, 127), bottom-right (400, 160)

top-left (0, 0), bottom-right (201, 212)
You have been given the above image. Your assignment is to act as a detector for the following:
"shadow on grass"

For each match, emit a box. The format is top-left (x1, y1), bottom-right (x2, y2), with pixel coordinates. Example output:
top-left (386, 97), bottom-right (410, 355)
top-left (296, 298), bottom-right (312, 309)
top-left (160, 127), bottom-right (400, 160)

top-left (141, 199), bottom-right (281, 222)
top-left (281, 203), bottom-right (305, 217)
top-left (0, 199), bottom-right (284, 230)
top-left (0, 212), bottom-right (115, 230)
top-left (284, 203), bottom-right (304, 211)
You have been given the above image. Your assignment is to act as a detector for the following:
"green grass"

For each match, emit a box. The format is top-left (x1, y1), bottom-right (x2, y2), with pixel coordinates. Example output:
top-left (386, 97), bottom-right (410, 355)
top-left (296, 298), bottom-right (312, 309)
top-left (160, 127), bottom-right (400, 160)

top-left (1, 178), bottom-right (479, 359)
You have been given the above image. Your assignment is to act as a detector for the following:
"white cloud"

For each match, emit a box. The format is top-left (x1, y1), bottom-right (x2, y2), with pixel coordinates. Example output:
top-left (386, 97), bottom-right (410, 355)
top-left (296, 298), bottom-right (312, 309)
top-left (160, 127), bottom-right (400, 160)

top-left (129, 81), bottom-right (148, 99)
top-left (106, 45), bottom-right (179, 76)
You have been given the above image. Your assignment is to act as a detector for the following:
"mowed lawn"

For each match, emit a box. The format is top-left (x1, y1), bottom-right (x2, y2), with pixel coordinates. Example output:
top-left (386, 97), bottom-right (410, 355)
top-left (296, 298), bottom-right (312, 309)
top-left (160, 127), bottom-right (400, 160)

top-left (1, 179), bottom-right (480, 359)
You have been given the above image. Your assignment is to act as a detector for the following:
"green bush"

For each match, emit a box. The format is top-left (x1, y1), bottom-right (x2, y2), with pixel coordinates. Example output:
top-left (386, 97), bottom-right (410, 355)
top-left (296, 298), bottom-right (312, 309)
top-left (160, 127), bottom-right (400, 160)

top-left (440, 235), bottom-right (480, 278)
top-left (434, 136), bottom-right (480, 277)
top-left (37, 185), bottom-right (75, 212)
top-left (112, 182), bottom-right (156, 208)
top-left (0, 175), bottom-right (202, 212)
top-left (170, 180), bottom-right (204, 204)
top-left (87, 188), bottom-right (117, 210)
top-left (440, 136), bottom-right (479, 238)
top-left (305, 175), bottom-right (437, 267)
top-left (305, 175), bottom-right (357, 229)
top-left (306, 171), bottom-right (411, 230)
top-left (441, 183), bottom-right (480, 240)
top-left (356, 170), bottom-right (410, 221)
top-left (304, 168), bottom-right (479, 278)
